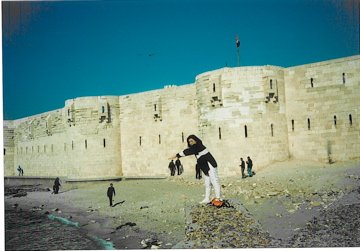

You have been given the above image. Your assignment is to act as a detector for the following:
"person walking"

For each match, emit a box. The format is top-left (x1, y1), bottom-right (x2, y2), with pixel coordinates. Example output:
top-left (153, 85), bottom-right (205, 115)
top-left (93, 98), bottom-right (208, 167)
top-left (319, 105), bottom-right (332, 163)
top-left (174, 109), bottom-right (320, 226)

top-left (53, 177), bottom-right (61, 194)
top-left (168, 160), bottom-right (176, 176)
top-left (107, 183), bottom-right (116, 207)
top-left (246, 156), bottom-right (253, 177)
top-left (169, 134), bottom-right (221, 204)
top-left (240, 157), bottom-right (246, 178)
top-left (175, 158), bottom-right (183, 175)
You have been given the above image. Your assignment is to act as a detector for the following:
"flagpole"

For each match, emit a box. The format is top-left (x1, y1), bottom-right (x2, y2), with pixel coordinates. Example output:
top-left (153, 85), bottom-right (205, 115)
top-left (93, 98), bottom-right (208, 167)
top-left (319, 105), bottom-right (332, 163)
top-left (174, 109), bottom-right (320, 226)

top-left (237, 46), bottom-right (240, 67)
top-left (235, 35), bottom-right (240, 67)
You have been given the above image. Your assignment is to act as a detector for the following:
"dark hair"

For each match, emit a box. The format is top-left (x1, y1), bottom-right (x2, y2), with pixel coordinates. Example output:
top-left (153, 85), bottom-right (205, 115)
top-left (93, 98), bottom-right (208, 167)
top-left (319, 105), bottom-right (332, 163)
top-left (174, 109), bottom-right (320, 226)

top-left (186, 134), bottom-right (203, 148)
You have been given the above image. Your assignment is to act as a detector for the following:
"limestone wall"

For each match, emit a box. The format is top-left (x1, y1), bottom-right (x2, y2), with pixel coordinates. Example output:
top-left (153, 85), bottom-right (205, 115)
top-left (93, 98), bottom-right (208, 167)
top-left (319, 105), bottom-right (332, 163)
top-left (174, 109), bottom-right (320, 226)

top-left (3, 55), bottom-right (359, 179)
top-left (9, 96), bottom-right (122, 178)
top-left (10, 109), bottom-right (64, 177)
top-left (63, 96), bottom-right (122, 178)
top-left (3, 120), bottom-right (15, 175)
top-left (195, 66), bottom-right (289, 176)
top-left (284, 56), bottom-right (360, 162)
top-left (119, 84), bottom-right (199, 177)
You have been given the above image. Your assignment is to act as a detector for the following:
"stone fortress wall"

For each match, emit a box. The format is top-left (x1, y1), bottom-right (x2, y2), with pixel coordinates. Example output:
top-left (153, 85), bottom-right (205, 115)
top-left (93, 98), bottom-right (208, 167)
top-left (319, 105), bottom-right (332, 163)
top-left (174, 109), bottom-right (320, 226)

top-left (285, 56), bottom-right (360, 162)
top-left (118, 84), bottom-right (198, 177)
top-left (195, 65), bottom-right (289, 177)
top-left (3, 120), bottom-right (15, 175)
top-left (3, 55), bottom-right (360, 178)
top-left (4, 97), bottom-right (123, 178)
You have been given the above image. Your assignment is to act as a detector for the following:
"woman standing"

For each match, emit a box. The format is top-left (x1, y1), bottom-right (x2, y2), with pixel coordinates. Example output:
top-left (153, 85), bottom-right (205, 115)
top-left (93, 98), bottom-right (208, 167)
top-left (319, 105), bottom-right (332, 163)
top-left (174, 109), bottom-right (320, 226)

top-left (169, 135), bottom-right (221, 204)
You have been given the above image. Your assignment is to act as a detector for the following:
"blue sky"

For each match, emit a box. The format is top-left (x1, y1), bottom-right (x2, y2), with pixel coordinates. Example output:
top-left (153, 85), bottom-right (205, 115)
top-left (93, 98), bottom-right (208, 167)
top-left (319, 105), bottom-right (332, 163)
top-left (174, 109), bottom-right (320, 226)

top-left (2, 0), bottom-right (359, 120)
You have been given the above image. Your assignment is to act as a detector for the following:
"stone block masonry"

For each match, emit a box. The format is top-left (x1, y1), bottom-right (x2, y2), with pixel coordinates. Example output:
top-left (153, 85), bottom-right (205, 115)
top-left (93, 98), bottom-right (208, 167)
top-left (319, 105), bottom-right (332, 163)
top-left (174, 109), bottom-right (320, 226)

top-left (3, 55), bottom-right (360, 179)
top-left (285, 56), bottom-right (360, 163)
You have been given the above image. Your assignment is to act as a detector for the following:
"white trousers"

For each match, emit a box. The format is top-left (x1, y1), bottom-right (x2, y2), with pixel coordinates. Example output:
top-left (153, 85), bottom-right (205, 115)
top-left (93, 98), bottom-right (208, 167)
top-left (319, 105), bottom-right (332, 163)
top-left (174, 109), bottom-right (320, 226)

top-left (203, 162), bottom-right (221, 200)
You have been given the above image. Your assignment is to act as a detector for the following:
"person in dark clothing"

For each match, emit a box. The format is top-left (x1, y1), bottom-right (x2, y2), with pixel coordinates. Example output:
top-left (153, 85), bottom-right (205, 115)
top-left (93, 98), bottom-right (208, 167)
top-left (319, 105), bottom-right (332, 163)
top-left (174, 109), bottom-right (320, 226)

top-left (53, 177), bottom-right (61, 194)
top-left (240, 157), bottom-right (246, 178)
top-left (169, 135), bottom-right (221, 204)
top-left (107, 183), bottom-right (116, 207)
top-left (175, 158), bottom-right (183, 175)
top-left (168, 160), bottom-right (176, 176)
top-left (195, 163), bottom-right (202, 180)
top-left (17, 165), bottom-right (23, 176)
top-left (246, 156), bottom-right (253, 177)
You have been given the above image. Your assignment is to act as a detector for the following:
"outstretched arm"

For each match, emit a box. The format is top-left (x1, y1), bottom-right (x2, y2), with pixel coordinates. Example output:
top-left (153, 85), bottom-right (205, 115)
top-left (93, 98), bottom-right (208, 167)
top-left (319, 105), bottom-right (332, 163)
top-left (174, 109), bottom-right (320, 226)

top-left (169, 147), bottom-right (197, 160)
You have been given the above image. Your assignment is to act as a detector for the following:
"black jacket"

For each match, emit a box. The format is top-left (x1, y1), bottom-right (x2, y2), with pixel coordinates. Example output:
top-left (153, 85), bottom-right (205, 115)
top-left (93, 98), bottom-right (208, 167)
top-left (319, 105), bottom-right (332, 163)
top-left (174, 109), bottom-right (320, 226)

top-left (246, 158), bottom-right (253, 168)
top-left (240, 160), bottom-right (245, 169)
top-left (175, 159), bottom-right (182, 167)
top-left (168, 161), bottom-right (175, 169)
top-left (107, 187), bottom-right (115, 197)
top-left (54, 178), bottom-right (61, 187)
top-left (176, 135), bottom-right (217, 176)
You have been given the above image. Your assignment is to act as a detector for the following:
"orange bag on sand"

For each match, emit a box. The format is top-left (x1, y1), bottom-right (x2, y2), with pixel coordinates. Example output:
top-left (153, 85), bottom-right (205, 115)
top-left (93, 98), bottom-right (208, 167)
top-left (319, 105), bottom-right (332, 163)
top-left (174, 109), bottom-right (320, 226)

top-left (211, 198), bottom-right (224, 207)
top-left (210, 198), bottom-right (234, 208)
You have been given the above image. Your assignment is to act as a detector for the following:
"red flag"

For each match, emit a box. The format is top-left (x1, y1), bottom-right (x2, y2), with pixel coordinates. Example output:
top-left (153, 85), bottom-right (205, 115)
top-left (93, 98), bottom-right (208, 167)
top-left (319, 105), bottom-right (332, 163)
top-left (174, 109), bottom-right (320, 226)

top-left (235, 35), bottom-right (240, 48)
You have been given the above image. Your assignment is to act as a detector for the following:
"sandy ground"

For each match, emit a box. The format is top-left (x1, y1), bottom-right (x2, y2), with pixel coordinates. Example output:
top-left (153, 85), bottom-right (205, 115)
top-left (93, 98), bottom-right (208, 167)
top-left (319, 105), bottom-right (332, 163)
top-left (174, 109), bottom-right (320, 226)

top-left (4, 158), bottom-right (360, 249)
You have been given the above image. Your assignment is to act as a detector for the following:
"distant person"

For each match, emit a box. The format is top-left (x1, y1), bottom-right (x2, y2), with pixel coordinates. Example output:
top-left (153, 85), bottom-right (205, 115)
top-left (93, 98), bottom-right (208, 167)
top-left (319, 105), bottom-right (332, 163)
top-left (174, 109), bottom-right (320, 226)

top-left (240, 157), bottom-right (246, 178)
top-left (169, 134), bottom-right (221, 204)
top-left (168, 160), bottom-right (176, 176)
top-left (195, 163), bottom-right (202, 180)
top-left (17, 165), bottom-right (23, 176)
top-left (107, 183), bottom-right (116, 207)
top-left (175, 158), bottom-right (183, 175)
top-left (53, 177), bottom-right (61, 194)
top-left (246, 156), bottom-right (253, 177)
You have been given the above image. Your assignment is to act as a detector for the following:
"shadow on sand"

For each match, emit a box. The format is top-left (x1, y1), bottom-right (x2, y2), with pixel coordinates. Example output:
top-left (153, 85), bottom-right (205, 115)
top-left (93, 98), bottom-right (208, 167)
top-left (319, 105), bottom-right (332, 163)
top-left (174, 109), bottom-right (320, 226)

top-left (112, 200), bottom-right (125, 207)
